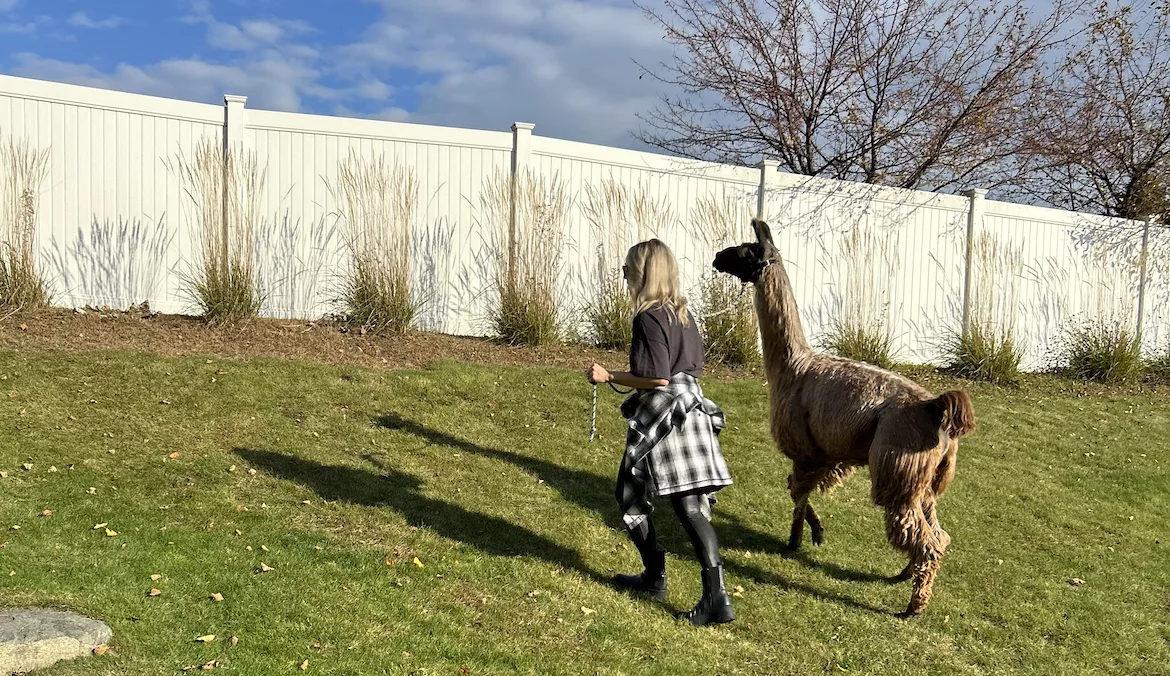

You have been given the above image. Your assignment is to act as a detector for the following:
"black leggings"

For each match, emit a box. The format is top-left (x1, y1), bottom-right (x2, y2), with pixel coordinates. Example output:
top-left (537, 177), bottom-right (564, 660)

top-left (627, 492), bottom-right (721, 569)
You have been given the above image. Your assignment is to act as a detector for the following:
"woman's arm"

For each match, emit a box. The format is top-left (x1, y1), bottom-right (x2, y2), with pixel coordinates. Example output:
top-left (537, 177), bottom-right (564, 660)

top-left (585, 363), bottom-right (668, 390)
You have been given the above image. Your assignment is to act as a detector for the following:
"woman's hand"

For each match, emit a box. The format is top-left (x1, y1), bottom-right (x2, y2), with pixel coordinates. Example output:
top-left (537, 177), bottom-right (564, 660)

top-left (585, 363), bottom-right (611, 384)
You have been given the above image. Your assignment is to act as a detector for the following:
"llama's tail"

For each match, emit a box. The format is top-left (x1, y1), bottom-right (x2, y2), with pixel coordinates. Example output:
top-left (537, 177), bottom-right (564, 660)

top-left (933, 390), bottom-right (975, 439)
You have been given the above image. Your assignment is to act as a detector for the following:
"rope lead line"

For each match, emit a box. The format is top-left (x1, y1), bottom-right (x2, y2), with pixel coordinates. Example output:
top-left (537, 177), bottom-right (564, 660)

top-left (589, 383), bottom-right (598, 443)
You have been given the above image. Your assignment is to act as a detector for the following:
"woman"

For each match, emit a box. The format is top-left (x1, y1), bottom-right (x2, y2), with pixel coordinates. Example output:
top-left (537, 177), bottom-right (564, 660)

top-left (584, 239), bottom-right (736, 626)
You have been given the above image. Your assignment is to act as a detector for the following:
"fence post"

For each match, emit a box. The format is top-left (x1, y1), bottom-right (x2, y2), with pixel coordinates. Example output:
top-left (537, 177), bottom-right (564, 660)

top-left (1136, 214), bottom-right (1155, 346)
top-left (224, 95), bottom-right (248, 154)
top-left (221, 95), bottom-right (248, 272)
top-left (756, 159), bottom-right (778, 221)
top-left (960, 188), bottom-right (987, 339)
top-left (510, 122), bottom-right (535, 291)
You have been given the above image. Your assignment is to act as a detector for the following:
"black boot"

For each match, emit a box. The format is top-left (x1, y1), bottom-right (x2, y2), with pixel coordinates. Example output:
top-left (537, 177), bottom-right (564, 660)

top-left (679, 564), bottom-right (736, 626)
top-left (612, 549), bottom-right (667, 601)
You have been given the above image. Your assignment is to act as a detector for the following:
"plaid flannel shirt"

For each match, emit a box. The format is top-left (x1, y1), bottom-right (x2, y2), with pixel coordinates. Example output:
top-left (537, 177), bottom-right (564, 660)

top-left (616, 373), bottom-right (732, 530)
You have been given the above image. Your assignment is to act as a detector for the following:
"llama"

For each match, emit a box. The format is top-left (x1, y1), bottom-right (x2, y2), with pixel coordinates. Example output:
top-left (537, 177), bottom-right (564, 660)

top-left (712, 219), bottom-right (976, 618)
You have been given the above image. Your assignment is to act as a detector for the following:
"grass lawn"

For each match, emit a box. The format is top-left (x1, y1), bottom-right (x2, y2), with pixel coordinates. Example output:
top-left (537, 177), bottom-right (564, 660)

top-left (2, 332), bottom-right (1169, 674)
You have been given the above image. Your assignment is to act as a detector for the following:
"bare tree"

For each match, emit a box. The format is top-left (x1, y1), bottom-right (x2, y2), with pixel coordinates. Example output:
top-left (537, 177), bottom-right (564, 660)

top-left (636, 0), bottom-right (1084, 192)
top-left (1021, 1), bottom-right (1170, 219)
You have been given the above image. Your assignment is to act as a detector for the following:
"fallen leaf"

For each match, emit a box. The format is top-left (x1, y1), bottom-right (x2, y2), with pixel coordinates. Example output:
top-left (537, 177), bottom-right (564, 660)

top-left (105, 528), bottom-right (118, 537)
top-left (168, 452), bottom-right (180, 459)
top-left (6, 392), bottom-right (14, 398)
top-left (228, 465), bottom-right (236, 472)
top-left (0, 471), bottom-right (7, 479)
top-left (93, 522), bottom-right (107, 530)
top-left (40, 510), bottom-right (52, 517)
top-left (246, 546), bottom-right (253, 552)
top-left (48, 465), bottom-right (57, 472)
top-left (1069, 578), bottom-right (1086, 586)
top-left (261, 545), bottom-right (269, 552)
top-left (234, 529), bottom-right (241, 536)
top-left (460, 669), bottom-right (470, 675)
top-left (195, 634), bottom-right (215, 643)
top-left (581, 606), bottom-right (596, 615)
top-left (248, 469), bottom-right (257, 476)
top-left (201, 660), bottom-right (217, 670)
top-left (21, 463), bottom-right (32, 471)
top-left (385, 557), bottom-right (395, 566)
top-left (151, 574), bottom-right (162, 581)
top-left (93, 645), bottom-right (110, 656)
top-left (86, 487), bottom-right (97, 495)
top-left (210, 593), bottom-right (224, 602)
top-left (9, 525), bottom-right (19, 531)
top-left (148, 588), bottom-right (161, 597)
top-left (300, 659), bottom-right (309, 670)
top-left (412, 557), bottom-right (423, 568)
top-left (527, 590), bottom-right (540, 598)
top-left (313, 546), bottom-right (322, 551)
top-left (161, 401), bottom-right (172, 406)
top-left (731, 585), bottom-right (745, 598)
top-left (259, 562), bottom-right (275, 573)
top-left (302, 500), bottom-right (311, 505)
top-left (230, 635), bottom-right (239, 646)
top-left (18, 323), bottom-right (27, 331)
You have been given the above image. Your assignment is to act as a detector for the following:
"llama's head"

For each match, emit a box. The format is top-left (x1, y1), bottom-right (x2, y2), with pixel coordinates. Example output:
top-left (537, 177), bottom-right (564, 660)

top-left (712, 219), bottom-right (779, 284)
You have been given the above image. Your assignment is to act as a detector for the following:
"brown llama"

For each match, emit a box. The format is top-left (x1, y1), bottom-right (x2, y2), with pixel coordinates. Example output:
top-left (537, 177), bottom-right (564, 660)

top-left (712, 219), bottom-right (976, 618)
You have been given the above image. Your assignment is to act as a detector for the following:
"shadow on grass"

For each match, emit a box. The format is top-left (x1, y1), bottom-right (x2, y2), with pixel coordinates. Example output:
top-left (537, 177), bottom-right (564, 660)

top-left (234, 447), bottom-right (607, 586)
top-left (371, 412), bottom-right (897, 616)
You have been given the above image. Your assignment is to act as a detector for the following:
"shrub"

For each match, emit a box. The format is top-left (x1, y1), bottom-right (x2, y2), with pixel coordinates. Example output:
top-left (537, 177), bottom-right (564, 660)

top-left (0, 133), bottom-right (51, 310)
top-left (585, 272), bottom-right (633, 349)
top-left (821, 224), bottom-right (897, 369)
top-left (1063, 319), bottom-right (1145, 383)
top-left (689, 194), bottom-right (760, 366)
top-left (330, 150), bottom-right (419, 336)
top-left (698, 274), bottom-right (760, 366)
top-left (946, 231), bottom-right (1023, 384)
top-left (482, 168), bottom-right (570, 346)
top-left (581, 178), bottom-right (672, 348)
top-left (170, 137), bottom-right (265, 325)
top-left (944, 324), bottom-right (1023, 385)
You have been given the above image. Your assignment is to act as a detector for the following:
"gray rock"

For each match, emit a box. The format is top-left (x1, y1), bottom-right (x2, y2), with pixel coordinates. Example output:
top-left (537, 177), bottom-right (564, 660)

top-left (0, 609), bottom-right (112, 674)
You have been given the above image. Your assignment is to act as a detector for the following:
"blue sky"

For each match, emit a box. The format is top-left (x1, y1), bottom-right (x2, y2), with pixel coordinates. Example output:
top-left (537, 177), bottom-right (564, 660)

top-left (0, 0), bottom-right (670, 149)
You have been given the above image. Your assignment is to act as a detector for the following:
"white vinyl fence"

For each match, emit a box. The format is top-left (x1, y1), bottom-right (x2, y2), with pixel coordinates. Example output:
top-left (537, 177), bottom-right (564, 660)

top-left (1, 73), bottom-right (1166, 370)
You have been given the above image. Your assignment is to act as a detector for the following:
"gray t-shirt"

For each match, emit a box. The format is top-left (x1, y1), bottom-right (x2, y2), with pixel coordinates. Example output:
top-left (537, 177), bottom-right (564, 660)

top-left (629, 304), bottom-right (704, 380)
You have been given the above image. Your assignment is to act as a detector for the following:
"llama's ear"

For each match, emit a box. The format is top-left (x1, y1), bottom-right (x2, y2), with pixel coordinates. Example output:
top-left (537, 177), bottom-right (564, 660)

top-left (751, 219), bottom-right (775, 247)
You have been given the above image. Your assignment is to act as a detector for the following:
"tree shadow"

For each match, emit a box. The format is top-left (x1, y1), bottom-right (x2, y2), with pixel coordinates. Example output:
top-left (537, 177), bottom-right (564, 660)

top-left (234, 447), bottom-right (606, 585)
top-left (372, 412), bottom-right (897, 615)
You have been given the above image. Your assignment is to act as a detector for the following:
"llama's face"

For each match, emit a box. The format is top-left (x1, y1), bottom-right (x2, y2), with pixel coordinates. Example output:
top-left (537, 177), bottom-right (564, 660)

top-left (713, 242), bottom-right (771, 284)
top-left (712, 219), bottom-right (779, 284)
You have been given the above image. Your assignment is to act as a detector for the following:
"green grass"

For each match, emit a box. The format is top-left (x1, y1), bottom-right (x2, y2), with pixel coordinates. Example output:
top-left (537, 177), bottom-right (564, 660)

top-left (2, 349), bottom-right (1169, 674)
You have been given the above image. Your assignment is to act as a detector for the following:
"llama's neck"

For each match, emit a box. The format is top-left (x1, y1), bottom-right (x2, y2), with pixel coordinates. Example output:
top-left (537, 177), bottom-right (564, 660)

top-left (755, 262), bottom-right (812, 372)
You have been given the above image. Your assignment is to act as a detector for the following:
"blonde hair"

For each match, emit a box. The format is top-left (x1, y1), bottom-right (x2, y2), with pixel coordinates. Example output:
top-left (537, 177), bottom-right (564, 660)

top-left (624, 239), bottom-right (690, 326)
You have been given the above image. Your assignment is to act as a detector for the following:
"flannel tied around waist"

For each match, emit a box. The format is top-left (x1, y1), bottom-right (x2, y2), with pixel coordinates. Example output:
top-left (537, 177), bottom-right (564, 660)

top-left (615, 373), bottom-right (732, 530)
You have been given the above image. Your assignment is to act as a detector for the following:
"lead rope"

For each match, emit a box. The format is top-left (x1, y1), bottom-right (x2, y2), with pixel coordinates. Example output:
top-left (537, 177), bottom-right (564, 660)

top-left (589, 383), bottom-right (598, 443)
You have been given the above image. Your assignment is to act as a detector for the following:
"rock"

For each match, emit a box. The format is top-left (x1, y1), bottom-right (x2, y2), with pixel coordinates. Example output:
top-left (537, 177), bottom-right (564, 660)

top-left (0, 609), bottom-right (112, 674)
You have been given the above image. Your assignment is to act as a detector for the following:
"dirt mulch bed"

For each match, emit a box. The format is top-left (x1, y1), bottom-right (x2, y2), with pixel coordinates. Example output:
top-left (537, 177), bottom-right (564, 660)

top-left (0, 307), bottom-right (764, 380)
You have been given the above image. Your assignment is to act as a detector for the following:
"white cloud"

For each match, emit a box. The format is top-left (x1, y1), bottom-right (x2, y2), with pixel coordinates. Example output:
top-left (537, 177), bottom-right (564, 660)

top-left (0, 21), bottom-right (34, 33)
top-left (0, 0), bottom-right (18, 13)
top-left (336, 0), bottom-right (671, 148)
top-left (68, 12), bottom-right (127, 29)
top-left (6, 1), bottom-right (673, 149)
top-left (11, 53), bottom-right (319, 112)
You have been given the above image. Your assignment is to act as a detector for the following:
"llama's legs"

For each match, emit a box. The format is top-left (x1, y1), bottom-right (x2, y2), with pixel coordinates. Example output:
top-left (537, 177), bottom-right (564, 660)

top-left (805, 503), bottom-right (825, 546)
top-left (893, 497), bottom-right (945, 583)
top-left (787, 466), bottom-right (832, 549)
top-left (884, 503), bottom-right (944, 617)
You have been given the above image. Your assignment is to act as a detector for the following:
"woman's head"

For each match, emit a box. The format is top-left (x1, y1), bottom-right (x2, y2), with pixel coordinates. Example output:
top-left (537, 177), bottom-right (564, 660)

top-left (623, 239), bottom-right (690, 325)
